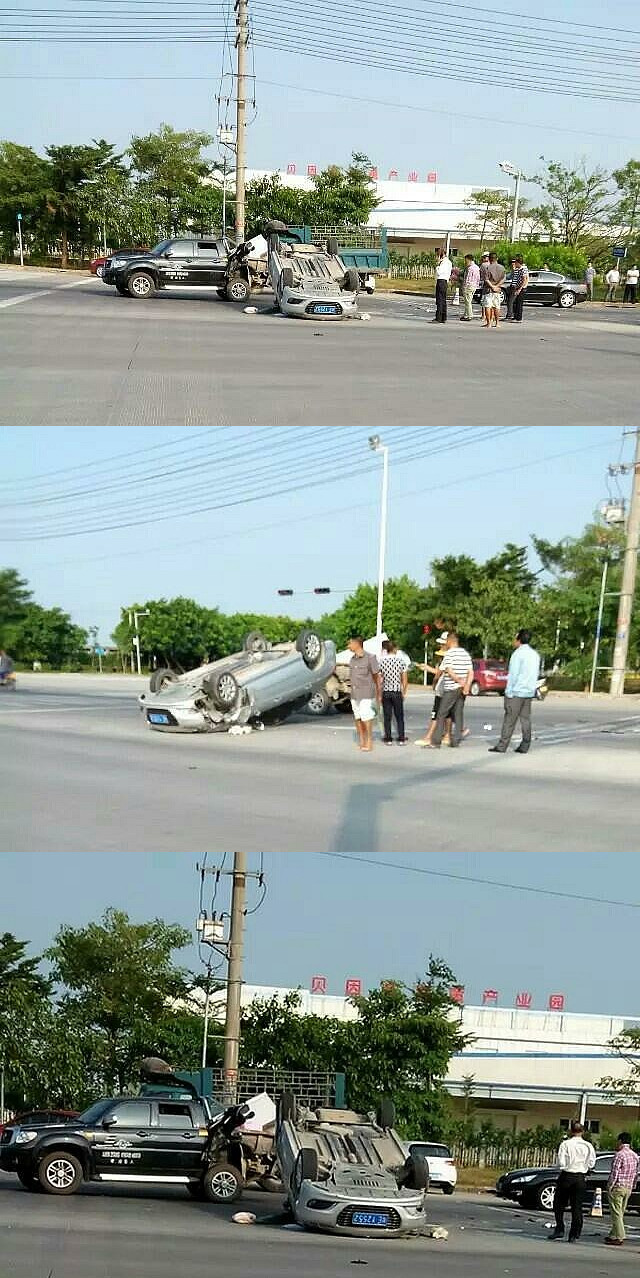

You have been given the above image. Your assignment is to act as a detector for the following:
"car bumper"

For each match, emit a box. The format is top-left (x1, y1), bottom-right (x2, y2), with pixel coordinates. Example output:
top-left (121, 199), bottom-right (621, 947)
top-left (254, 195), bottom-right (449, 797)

top-left (0, 1150), bottom-right (19, 1172)
top-left (281, 293), bottom-right (359, 320)
top-left (142, 701), bottom-right (212, 732)
top-left (101, 266), bottom-right (120, 286)
top-left (295, 1188), bottom-right (425, 1236)
top-left (429, 1173), bottom-right (457, 1189)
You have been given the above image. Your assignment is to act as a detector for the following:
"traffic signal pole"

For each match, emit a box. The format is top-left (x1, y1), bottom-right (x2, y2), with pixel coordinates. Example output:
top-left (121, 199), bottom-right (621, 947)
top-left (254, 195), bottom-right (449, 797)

top-left (610, 429), bottom-right (640, 697)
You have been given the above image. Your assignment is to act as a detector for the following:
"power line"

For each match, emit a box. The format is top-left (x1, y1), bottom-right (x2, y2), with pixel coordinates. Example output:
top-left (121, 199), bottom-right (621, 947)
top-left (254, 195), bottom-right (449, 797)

top-left (317, 850), bottom-right (640, 913)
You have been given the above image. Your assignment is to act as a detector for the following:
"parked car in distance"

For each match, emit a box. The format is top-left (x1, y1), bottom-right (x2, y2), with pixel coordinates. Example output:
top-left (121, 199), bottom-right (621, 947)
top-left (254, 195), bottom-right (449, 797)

top-left (473, 271), bottom-right (587, 310)
top-left (90, 249), bottom-right (148, 277)
top-left (496, 1152), bottom-right (639, 1213)
top-left (101, 238), bottom-right (231, 297)
top-left (470, 659), bottom-right (508, 696)
top-left (403, 1141), bottom-right (457, 1193)
top-left (0, 1109), bottom-right (78, 1136)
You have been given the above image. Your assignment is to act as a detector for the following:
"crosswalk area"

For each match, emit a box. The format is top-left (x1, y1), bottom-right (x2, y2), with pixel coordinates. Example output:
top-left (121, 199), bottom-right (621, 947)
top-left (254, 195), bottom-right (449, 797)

top-left (530, 714), bottom-right (640, 747)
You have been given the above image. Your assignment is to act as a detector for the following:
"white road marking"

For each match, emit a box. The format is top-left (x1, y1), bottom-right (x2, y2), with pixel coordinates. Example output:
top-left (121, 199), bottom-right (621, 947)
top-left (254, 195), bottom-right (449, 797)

top-left (0, 275), bottom-right (90, 309)
top-left (0, 705), bottom-right (101, 714)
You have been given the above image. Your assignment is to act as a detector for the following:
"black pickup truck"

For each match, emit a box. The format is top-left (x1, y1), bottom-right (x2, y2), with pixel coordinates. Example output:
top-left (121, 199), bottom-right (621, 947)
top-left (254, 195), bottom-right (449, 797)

top-left (0, 1093), bottom-right (260, 1203)
top-left (102, 237), bottom-right (231, 298)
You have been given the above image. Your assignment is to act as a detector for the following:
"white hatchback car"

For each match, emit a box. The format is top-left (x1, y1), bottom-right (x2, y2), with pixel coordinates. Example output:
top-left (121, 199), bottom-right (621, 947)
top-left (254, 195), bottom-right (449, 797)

top-left (403, 1141), bottom-right (457, 1194)
top-left (266, 222), bottom-right (360, 320)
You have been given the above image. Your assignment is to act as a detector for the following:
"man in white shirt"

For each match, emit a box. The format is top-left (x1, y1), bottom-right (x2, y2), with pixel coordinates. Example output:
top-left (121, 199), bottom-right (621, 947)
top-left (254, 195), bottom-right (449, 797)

top-left (605, 266), bottom-right (620, 302)
top-left (549, 1120), bottom-right (596, 1242)
top-left (433, 248), bottom-right (452, 324)
top-left (623, 265), bottom-right (639, 304)
top-left (429, 632), bottom-right (473, 748)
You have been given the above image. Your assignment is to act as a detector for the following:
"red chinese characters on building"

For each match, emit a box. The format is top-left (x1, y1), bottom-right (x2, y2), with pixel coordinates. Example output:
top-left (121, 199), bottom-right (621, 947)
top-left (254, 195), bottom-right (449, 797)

top-left (345, 978), bottom-right (362, 997)
top-left (388, 169), bottom-right (399, 180)
top-left (515, 992), bottom-right (532, 1009)
top-left (427, 171), bottom-right (438, 183)
top-left (286, 163), bottom-right (296, 174)
top-left (482, 989), bottom-right (498, 1005)
top-left (408, 170), bottom-right (419, 182)
top-left (368, 166), bottom-right (378, 180)
top-left (311, 975), bottom-right (327, 995)
top-left (450, 985), bottom-right (465, 1005)
top-left (307, 164), bottom-right (317, 177)
top-left (549, 993), bottom-right (565, 1011)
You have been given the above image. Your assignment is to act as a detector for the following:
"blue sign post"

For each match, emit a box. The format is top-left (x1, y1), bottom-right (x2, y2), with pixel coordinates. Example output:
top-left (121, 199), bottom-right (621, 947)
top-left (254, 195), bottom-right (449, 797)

top-left (612, 245), bottom-right (627, 258)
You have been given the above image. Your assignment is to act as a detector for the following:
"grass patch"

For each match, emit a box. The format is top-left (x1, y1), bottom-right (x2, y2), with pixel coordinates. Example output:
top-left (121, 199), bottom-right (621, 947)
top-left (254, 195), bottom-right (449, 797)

top-left (457, 1165), bottom-right (504, 1189)
top-left (377, 276), bottom-right (434, 295)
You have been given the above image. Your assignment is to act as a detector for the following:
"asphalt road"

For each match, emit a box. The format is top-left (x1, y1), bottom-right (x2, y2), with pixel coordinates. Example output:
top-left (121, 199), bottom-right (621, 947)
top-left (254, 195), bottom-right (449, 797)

top-left (0, 269), bottom-right (638, 430)
top-left (2, 1176), bottom-right (640, 1278)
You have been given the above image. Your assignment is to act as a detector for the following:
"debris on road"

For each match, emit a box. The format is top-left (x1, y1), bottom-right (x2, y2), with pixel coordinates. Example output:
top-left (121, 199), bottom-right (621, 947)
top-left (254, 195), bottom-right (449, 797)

top-left (426, 1226), bottom-right (449, 1240)
top-left (232, 1212), bottom-right (256, 1225)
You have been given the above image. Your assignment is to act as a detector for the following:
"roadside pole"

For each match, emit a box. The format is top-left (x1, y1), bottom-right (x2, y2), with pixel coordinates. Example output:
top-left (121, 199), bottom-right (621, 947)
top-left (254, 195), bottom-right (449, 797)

top-left (589, 558), bottom-right (608, 696)
top-left (610, 429), bottom-right (640, 697)
top-left (234, 0), bottom-right (249, 242)
top-left (17, 213), bottom-right (24, 267)
top-left (222, 847), bottom-right (247, 1105)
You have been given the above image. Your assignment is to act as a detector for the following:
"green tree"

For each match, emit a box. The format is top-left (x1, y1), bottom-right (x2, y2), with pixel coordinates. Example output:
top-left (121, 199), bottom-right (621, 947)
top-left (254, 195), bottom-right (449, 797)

top-left (0, 567), bottom-right (32, 638)
top-left (45, 140), bottom-right (122, 266)
top-left (531, 161), bottom-right (611, 247)
top-left (303, 153), bottom-right (379, 226)
top-left (462, 188), bottom-right (527, 244)
top-left (128, 124), bottom-right (213, 236)
top-left (9, 603), bottom-right (87, 667)
top-left (319, 576), bottom-right (428, 654)
top-left (0, 934), bottom-right (51, 1102)
top-left (611, 160), bottom-right (640, 247)
top-left (457, 576), bottom-right (537, 659)
top-left (245, 174), bottom-right (306, 231)
top-left (0, 143), bottom-right (51, 260)
top-left (47, 908), bottom-right (193, 1094)
top-left (490, 238), bottom-right (588, 277)
top-left (241, 990), bottom-right (339, 1071)
top-left (534, 522), bottom-right (629, 673)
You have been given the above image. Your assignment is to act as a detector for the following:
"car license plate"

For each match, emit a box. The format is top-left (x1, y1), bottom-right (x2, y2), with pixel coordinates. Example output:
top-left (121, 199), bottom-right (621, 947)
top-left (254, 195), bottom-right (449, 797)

top-left (313, 303), bottom-right (338, 314)
top-left (351, 1211), bottom-right (390, 1227)
top-left (148, 712), bottom-right (170, 724)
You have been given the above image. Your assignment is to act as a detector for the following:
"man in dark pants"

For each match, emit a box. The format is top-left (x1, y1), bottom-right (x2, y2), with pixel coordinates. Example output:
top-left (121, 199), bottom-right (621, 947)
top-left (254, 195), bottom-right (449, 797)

top-left (379, 639), bottom-right (409, 744)
top-left (550, 1120), bottom-right (596, 1242)
top-left (433, 247), bottom-right (452, 323)
top-left (489, 629), bottom-right (540, 754)
top-left (510, 254), bottom-right (529, 322)
top-left (429, 633), bottom-right (473, 748)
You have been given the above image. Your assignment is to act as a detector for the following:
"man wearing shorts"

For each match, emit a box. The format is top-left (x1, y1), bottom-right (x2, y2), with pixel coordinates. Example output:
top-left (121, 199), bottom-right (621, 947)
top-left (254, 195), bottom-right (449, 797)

top-left (482, 251), bottom-right (506, 328)
top-left (348, 635), bottom-right (382, 752)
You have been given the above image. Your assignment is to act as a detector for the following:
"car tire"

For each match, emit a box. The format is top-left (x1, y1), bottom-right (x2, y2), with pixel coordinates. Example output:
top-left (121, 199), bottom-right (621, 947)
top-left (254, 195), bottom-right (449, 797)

top-left (296, 628), bottom-right (323, 670)
top-left (558, 291), bottom-right (576, 308)
top-left (226, 274), bottom-right (251, 304)
top-left (306, 687), bottom-right (331, 716)
top-left (278, 1091), bottom-right (297, 1125)
top-left (292, 1148), bottom-right (318, 1197)
top-left (365, 285), bottom-right (375, 295)
top-left (327, 236), bottom-right (339, 256)
top-left (281, 267), bottom-right (294, 290)
top-left (343, 267), bottom-right (360, 293)
top-left (259, 702), bottom-right (296, 726)
top-left (442, 1183), bottom-right (455, 1195)
top-left (376, 1097), bottom-right (396, 1130)
top-left (536, 1182), bottom-right (556, 1211)
top-left (401, 1151), bottom-right (429, 1192)
top-left (17, 1166), bottom-right (43, 1192)
top-left (203, 669), bottom-right (239, 712)
top-left (149, 667), bottom-right (177, 694)
top-left (203, 1162), bottom-right (243, 1204)
top-left (96, 265), bottom-right (104, 278)
top-left (470, 681), bottom-right (480, 696)
top-left (127, 271), bottom-right (155, 299)
top-left (186, 1181), bottom-right (207, 1201)
top-left (243, 630), bottom-right (269, 654)
top-left (38, 1150), bottom-right (84, 1195)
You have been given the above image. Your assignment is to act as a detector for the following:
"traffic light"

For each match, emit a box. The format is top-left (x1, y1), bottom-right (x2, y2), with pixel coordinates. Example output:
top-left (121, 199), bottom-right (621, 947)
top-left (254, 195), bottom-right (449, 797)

top-left (314, 587), bottom-right (331, 594)
top-left (423, 624), bottom-right (431, 634)
top-left (277, 589), bottom-right (294, 596)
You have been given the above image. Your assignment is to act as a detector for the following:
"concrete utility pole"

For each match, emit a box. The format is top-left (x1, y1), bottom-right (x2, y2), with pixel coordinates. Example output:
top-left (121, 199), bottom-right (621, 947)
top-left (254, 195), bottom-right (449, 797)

top-left (222, 847), bottom-right (247, 1104)
top-left (610, 429), bottom-right (640, 697)
top-left (234, 0), bottom-right (249, 242)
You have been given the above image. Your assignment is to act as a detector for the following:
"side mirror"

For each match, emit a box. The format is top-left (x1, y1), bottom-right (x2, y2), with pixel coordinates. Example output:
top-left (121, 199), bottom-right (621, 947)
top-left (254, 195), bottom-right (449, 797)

top-left (102, 1116), bottom-right (118, 1128)
top-left (163, 251), bottom-right (173, 258)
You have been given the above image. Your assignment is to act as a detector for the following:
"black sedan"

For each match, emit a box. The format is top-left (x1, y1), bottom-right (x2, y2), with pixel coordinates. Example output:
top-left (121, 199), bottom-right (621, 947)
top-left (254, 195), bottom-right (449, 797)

top-left (496, 1152), bottom-right (640, 1213)
top-left (474, 270), bottom-right (588, 310)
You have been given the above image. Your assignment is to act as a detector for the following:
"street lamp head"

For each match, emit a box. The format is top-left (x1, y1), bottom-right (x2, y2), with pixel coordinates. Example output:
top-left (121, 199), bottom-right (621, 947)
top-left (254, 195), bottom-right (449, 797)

top-left (499, 161), bottom-right (519, 177)
top-left (368, 434), bottom-right (382, 452)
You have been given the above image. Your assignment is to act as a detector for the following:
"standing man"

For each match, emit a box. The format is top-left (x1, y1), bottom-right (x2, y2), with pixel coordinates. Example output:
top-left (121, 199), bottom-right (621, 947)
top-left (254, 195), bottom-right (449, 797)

top-left (489, 629), bottom-right (540, 754)
top-left (549, 1120), bottom-right (596, 1243)
top-left (433, 247), bottom-right (452, 324)
top-left (584, 261), bottom-right (596, 301)
top-left (347, 636), bottom-right (382, 753)
top-left (510, 254), bottom-right (529, 322)
top-left (623, 263), bottom-right (639, 304)
top-left (429, 633), bottom-right (473, 748)
top-left (605, 1132), bottom-right (639, 1246)
top-left (482, 251), bottom-right (506, 329)
top-left (605, 264), bottom-right (620, 301)
top-left (379, 639), bottom-right (409, 744)
top-left (460, 253), bottom-right (480, 322)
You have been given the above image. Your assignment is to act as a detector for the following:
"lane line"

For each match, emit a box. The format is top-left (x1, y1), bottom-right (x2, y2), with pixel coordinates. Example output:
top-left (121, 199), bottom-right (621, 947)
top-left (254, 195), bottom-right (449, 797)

top-left (0, 276), bottom-right (91, 310)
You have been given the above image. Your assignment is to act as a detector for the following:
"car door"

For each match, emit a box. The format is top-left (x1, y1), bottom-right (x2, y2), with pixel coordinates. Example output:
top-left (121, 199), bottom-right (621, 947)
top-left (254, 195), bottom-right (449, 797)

top-left (93, 1100), bottom-right (154, 1179)
top-left (586, 1154), bottom-right (612, 1202)
top-left (149, 1101), bottom-right (207, 1176)
top-left (193, 240), bottom-right (228, 287)
top-left (158, 240), bottom-right (196, 287)
top-left (535, 271), bottom-right (558, 303)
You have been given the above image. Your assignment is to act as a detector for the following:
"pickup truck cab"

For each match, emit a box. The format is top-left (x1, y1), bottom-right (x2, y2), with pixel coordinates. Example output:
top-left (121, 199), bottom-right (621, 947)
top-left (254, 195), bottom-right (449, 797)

top-left (102, 238), bottom-right (231, 299)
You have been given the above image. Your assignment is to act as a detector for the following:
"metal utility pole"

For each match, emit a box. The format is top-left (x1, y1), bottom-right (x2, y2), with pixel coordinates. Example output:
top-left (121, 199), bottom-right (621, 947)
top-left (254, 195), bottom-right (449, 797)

top-left (610, 429), bottom-right (640, 697)
top-left (129, 609), bottom-right (150, 677)
top-left (222, 847), bottom-right (247, 1105)
top-left (368, 436), bottom-right (389, 650)
top-left (234, 0), bottom-right (249, 242)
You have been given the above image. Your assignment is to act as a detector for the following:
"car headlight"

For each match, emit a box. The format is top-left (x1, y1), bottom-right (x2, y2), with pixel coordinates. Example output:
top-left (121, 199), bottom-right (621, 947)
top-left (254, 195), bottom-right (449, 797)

top-left (110, 257), bottom-right (127, 268)
top-left (15, 1130), bottom-right (39, 1144)
top-left (511, 1174), bottom-right (537, 1183)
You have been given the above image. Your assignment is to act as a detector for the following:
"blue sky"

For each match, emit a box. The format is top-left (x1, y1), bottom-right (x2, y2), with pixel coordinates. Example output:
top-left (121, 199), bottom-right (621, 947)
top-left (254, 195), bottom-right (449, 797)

top-left (1, 0), bottom-right (639, 202)
top-left (1, 424), bottom-right (625, 638)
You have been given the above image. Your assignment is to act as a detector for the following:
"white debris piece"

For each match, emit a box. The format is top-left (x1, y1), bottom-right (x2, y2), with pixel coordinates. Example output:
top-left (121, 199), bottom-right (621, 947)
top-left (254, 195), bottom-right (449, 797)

top-left (232, 1212), bottom-right (256, 1225)
top-left (243, 306), bottom-right (258, 314)
top-left (427, 1226), bottom-right (449, 1240)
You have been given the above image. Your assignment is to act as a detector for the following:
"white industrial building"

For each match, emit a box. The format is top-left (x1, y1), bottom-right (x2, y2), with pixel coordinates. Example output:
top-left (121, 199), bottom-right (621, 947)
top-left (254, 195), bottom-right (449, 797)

top-left (198, 983), bottom-right (640, 1132)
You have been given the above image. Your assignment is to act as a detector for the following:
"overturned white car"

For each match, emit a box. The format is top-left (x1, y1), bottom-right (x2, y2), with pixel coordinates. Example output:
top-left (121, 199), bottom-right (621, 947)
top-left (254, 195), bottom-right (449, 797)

top-left (139, 630), bottom-right (336, 732)
top-left (267, 222), bottom-right (360, 320)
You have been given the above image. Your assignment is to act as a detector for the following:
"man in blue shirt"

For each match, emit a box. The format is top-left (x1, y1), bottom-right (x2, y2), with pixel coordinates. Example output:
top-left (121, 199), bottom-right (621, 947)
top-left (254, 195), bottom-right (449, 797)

top-left (489, 629), bottom-right (540, 755)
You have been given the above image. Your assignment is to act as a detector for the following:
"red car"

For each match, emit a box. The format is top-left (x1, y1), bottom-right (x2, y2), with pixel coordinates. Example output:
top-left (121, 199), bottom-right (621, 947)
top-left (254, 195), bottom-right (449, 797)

top-left (90, 248), bottom-right (148, 278)
top-left (470, 658), bottom-right (508, 696)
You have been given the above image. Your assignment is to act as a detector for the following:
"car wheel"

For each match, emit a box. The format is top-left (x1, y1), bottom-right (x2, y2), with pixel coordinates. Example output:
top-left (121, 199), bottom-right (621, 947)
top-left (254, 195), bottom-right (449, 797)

top-left (343, 267), bottom-right (360, 293)
top-left (243, 629), bottom-right (269, 654)
top-left (401, 1151), bottom-right (429, 1191)
top-left (17, 1166), bottom-right (43, 1192)
top-left (292, 1148), bottom-right (318, 1197)
top-left (306, 687), bottom-right (331, 715)
top-left (327, 236), bottom-right (339, 256)
top-left (470, 681), bottom-right (480, 696)
top-left (149, 667), bottom-right (177, 693)
top-left (537, 1183), bottom-right (556, 1211)
top-left (278, 1092), bottom-right (297, 1125)
top-left (203, 1162), bottom-right (243, 1204)
top-left (186, 1181), bottom-right (207, 1201)
top-left (365, 285), bottom-right (375, 295)
top-left (226, 274), bottom-right (251, 304)
top-left (442, 1183), bottom-right (455, 1195)
top-left (296, 628), bottom-right (323, 669)
top-left (376, 1097), bottom-right (396, 1130)
top-left (96, 265), bottom-right (104, 278)
top-left (38, 1151), bottom-right (83, 1195)
top-left (204, 669), bottom-right (239, 712)
top-left (281, 267), bottom-right (294, 290)
top-left (558, 291), bottom-right (576, 308)
top-left (127, 271), bottom-right (155, 299)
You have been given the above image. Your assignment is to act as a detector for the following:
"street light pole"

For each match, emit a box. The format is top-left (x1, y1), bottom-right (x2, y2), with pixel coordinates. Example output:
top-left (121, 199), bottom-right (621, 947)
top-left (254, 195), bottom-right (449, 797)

top-left (499, 161), bottom-right (522, 242)
top-left (589, 558), bottom-right (608, 696)
top-left (368, 436), bottom-right (389, 650)
top-left (129, 609), bottom-right (150, 677)
top-left (610, 430), bottom-right (640, 697)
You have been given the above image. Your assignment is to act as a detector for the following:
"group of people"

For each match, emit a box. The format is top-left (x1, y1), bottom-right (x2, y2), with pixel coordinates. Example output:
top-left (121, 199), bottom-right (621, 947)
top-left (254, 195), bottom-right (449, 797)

top-left (551, 1121), bottom-right (638, 1247)
top-left (346, 629), bottom-right (541, 755)
top-left (604, 262), bottom-right (639, 303)
top-left (433, 248), bottom-right (529, 326)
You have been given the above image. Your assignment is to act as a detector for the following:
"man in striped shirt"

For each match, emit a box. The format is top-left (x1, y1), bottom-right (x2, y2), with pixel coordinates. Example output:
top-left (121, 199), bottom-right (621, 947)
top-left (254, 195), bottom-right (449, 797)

top-left (606, 1133), bottom-right (639, 1244)
top-left (429, 633), bottom-right (473, 748)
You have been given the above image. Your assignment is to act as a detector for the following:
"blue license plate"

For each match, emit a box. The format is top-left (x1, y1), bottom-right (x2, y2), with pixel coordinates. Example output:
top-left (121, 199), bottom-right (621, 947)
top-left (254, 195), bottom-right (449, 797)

top-left (148, 712), bottom-right (170, 724)
top-left (313, 303), bottom-right (338, 314)
top-left (351, 1211), bottom-right (390, 1227)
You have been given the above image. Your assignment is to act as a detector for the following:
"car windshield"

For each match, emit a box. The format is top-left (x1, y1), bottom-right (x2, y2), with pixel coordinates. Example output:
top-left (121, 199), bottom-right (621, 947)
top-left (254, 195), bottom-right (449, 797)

top-left (151, 240), bottom-right (171, 256)
top-left (77, 1100), bottom-right (113, 1124)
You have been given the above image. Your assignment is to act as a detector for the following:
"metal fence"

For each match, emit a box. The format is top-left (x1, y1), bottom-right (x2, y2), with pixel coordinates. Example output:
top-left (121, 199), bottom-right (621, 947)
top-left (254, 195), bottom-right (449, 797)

top-left (452, 1143), bottom-right (557, 1170)
top-left (306, 225), bottom-right (383, 249)
top-left (208, 1068), bottom-right (342, 1109)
